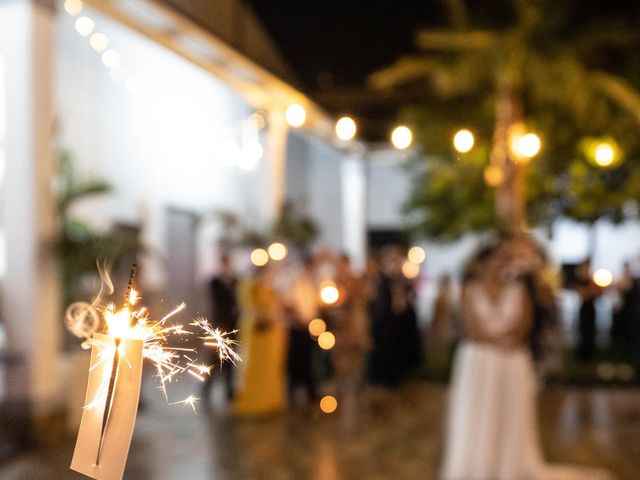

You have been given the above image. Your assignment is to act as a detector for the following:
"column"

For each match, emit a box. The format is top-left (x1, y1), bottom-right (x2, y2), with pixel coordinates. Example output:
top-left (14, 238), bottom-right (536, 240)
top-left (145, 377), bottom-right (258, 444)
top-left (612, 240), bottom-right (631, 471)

top-left (0, 0), bottom-right (61, 437)
top-left (341, 152), bottom-right (367, 271)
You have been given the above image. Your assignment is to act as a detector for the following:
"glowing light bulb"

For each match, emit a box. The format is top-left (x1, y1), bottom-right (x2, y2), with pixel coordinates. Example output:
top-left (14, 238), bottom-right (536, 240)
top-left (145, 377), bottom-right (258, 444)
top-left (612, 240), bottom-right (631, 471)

top-left (594, 143), bottom-right (615, 167)
top-left (391, 126), bottom-right (412, 150)
top-left (319, 281), bottom-right (340, 305)
top-left (335, 116), bottom-right (357, 141)
top-left (320, 395), bottom-right (338, 413)
top-left (484, 165), bottom-right (504, 187)
top-left (515, 133), bottom-right (541, 159)
top-left (402, 261), bottom-right (420, 279)
top-left (318, 331), bottom-right (336, 350)
top-left (407, 246), bottom-right (426, 264)
top-left (285, 104), bottom-right (306, 127)
top-left (89, 32), bottom-right (109, 52)
top-left (74, 16), bottom-right (95, 37)
top-left (268, 242), bottom-right (287, 261)
top-left (64, 0), bottom-right (83, 16)
top-left (453, 129), bottom-right (475, 153)
top-left (592, 269), bottom-right (613, 288)
top-left (250, 248), bottom-right (269, 267)
top-left (308, 318), bottom-right (327, 337)
top-left (101, 49), bottom-right (121, 69)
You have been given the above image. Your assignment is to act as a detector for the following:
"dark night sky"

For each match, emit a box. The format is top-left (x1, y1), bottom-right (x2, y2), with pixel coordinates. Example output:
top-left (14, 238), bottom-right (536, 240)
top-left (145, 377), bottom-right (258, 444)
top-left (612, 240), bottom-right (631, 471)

top-left (247, 0), bottom-right (640, 90)
top-left (245, 0), bottom-right (640, 140)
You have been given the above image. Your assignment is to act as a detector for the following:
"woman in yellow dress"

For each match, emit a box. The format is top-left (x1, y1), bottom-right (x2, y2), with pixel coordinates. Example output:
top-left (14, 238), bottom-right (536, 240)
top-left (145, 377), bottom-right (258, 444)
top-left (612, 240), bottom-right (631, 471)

top-left (234, 264), bottom-right (288, 416)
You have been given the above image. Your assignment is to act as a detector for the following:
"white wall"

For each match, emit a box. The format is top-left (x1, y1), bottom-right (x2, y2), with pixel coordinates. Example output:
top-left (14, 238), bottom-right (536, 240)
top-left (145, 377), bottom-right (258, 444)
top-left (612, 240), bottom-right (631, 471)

top-left (55, 7), bottom-right (275, 287)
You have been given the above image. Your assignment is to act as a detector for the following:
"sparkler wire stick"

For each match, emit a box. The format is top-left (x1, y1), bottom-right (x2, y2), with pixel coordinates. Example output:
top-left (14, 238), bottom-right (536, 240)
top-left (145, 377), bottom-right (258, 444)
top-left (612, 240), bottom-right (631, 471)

top-left (95, 264), bottom-right (138, 467)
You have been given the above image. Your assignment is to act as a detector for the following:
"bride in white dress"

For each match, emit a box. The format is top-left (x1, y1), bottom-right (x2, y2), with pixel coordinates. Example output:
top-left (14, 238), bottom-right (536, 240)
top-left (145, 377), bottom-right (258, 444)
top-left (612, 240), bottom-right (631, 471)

top-left (441, 237), bottom-right (612, 480)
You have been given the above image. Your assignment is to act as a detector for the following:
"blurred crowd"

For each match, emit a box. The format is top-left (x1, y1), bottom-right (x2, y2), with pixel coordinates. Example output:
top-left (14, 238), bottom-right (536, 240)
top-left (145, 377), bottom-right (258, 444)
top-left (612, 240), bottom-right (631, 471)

top-left (201, 246), bottom-right (422, 415)
top-left (200, 236), bottom-right (640, 416)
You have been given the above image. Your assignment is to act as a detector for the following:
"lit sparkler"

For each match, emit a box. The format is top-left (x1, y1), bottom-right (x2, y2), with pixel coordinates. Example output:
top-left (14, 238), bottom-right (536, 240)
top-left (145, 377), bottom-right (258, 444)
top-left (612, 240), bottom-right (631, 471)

top-left (68, 262), bottom-right (239, 480)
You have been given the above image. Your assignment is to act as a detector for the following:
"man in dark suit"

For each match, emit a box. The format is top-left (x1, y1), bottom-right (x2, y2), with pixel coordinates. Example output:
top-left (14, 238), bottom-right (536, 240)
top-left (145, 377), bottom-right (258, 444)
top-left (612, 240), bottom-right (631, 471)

top-left (202, 253), bottom-right (238, 402)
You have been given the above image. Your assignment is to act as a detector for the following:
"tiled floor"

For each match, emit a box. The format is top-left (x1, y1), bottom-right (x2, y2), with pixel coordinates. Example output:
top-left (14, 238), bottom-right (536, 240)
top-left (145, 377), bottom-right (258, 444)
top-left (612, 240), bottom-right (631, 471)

top-left (1, 380), bottom-right (640, 479)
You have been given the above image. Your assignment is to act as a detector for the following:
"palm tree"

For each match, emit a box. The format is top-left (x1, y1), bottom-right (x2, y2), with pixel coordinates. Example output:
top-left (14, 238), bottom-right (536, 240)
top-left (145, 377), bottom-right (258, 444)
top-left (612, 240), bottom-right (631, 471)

top-left (371, 0), bottom-right (640, 237)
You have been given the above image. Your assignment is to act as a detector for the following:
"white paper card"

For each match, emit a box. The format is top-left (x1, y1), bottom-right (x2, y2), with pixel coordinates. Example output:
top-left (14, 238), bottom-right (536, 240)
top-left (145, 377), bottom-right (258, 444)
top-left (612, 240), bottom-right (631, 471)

top-left (71, 333), bottom-right (143, 480)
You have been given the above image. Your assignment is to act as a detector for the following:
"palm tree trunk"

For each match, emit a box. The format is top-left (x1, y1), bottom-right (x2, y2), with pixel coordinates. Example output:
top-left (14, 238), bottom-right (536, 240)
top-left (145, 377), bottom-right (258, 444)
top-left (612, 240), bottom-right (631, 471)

top-left (490, 86), bottom-right (525, 231)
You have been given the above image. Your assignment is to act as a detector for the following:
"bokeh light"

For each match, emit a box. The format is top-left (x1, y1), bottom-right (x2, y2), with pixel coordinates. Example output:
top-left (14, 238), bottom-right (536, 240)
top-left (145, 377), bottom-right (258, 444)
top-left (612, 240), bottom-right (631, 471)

top-left (402, 261), bottom-right (420, 279)
top-left (319, 281), bottom-right (340, 304)
top-left (391, 126), bottom-right (412, 150)
top-left (453, 129), bottom-right (475, 153)
top-left (74, 16), bottom-right (95, 37)
top-left (101, 49), bottom-right (122, 69)
top-left (89, 32), bottom-right (109, 52)
top-left (308, 318), bottom-right (327, 337)
top-left (592, 268), bottom-right (613, 287)
top-left (407, 246), bottom-right (426, 264)
top-left (318, 331), bottom-right (336, 350)
top-left (514, 133), bottom-right (541, 159)
top-left (285, 104), bottom-right (306, 127)
top-left (335, 116), bottom-right (357, 141)
top-left (594, 142), bottom-right (615, 167)
top-left (320, 395), bottom-right (338, 413)
top-left (268, 242), bottom-right (287, 261)
top-left (64, 0), bottom-right (84, 16)
top-left (250, 248), bottom-right (269, 267)
top-left (484, 165), bottom-right (504, 187)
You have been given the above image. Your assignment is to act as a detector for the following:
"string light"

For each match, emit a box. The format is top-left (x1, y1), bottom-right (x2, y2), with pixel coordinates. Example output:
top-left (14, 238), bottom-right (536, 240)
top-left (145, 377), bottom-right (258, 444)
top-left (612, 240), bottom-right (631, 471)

top-left (308, 318), bottom-right (326, 337)
top-left (101, 49), bottom-right (122, 69)
top-left (64, 0), bottom-right (84, 16)
top-left (89, 32), bottom-right (109, 52)
top-left (335, 116), bottom-right (357, 141)
top-left (391, 126), bottom-right (413, 150)
top-left (74, 16), bottom-right (95, 37)
top-left (320, 395), bottom-right (338, 413)
top-left (250, 248), bottom-right (269, 267)
top-left (318, 331), bottom-right (336, 350)
top-left (285, 104), bottom-right (306, 127)
top-left (407, 246), bottom-right (426, 264)
top-left (453, 129), bottom-right (474, 153)
top-left (593, 269), bottom-right (613, 287)
top-left (267, 242), bottom-right (287, 261)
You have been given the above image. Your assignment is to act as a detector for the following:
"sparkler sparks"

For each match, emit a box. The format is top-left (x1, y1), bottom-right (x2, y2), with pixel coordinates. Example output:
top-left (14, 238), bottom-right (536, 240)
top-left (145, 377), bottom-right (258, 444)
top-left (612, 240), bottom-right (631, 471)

top-left (192, 316), bottom-right (241, 365)
top-left (169, 395), bottom-right (200, 414)
top-left (66, 262), bottom-right (239, 409)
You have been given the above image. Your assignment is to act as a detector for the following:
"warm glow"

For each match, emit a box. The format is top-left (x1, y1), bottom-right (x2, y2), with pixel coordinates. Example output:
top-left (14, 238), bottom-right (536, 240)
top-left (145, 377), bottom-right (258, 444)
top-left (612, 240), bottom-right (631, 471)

top-left (101, 49), bottom-right (122, 69)
top-left (64, 0), bottom-right (84, 16)
top-left (250, 248), bottom-right (269, 267)
top-left (407, 246), bottom-right (426, 264)
top-left (336, 116), bottom-right (357, 141)
top-left (594, 143), bottom-right (615, 167)
top-left (89, 32), bottom-right (109, 52)
top-left (391, 126), bottom-right (413, 150)
top-left (104, 306), bottom-right (132, 339)
top-left (593, 269), bottom-right (613, 288)
top-left (318, 331), bottom-right (336, 350)
top-left (484, 165), bottom-right (504, 187)
top-left (308, 318), bottom-right (327, 337)
top-left (453, 129), bottom-right (475, 153)
top-left (267, 242), bottom-right (287, 261)
top-left (320, 395), bottom-right (338, 413)
top-left (285, 104), bottom-right (306, 127)
top-left (514, 133), bottom-right (541, 159)
top-left (402, 261), bottom-right (420, 279)
top-left (74, 16), bottom-right (95, 37)
top-left (319, 281), bottom-right (340, 305)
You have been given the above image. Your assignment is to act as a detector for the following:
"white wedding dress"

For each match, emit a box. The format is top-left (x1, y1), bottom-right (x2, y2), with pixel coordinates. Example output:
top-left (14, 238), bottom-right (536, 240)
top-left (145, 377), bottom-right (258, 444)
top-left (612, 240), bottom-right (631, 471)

top-left (441, 281), bottom-right (613, 480)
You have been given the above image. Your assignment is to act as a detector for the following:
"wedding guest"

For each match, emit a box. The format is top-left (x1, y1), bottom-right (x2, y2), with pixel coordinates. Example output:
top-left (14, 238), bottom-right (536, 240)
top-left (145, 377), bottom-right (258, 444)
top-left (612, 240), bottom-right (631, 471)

top-left (285, 255), bottom-right (319, 404)
top-left (202, 254), bottom-right (238, 402)
top-left (428, 273), bottom-right (456, 378)
top-left (234, 264), bottom-right (287, 416)
top-left (574, 259), bottom-right (603, 362)
top-left (333, 255), bottom-right (373, 394)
